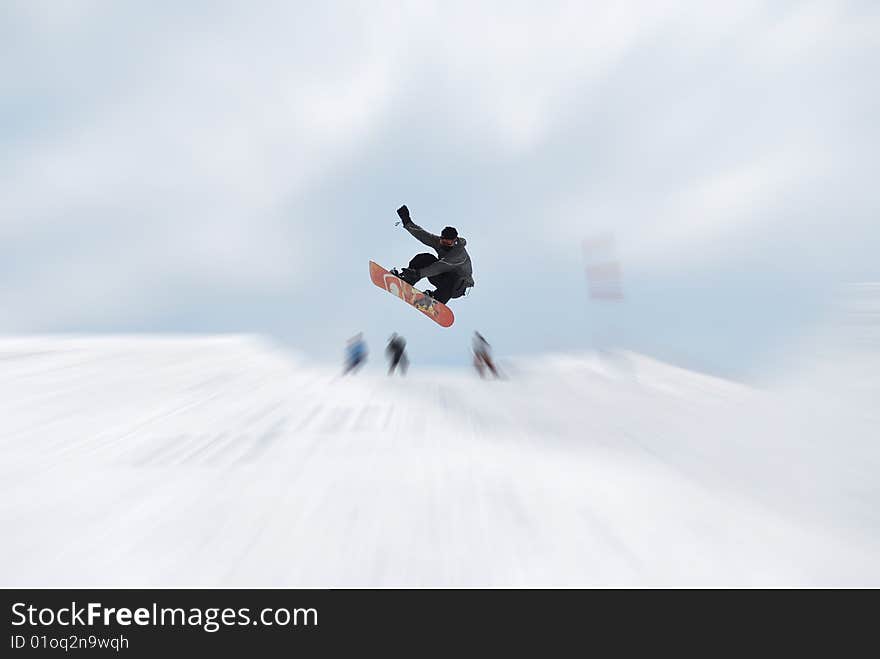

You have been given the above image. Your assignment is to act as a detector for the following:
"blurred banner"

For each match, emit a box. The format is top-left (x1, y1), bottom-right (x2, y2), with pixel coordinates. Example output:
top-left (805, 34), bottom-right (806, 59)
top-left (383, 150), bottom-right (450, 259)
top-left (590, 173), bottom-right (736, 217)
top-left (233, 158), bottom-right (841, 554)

top-left (582, 234), bottom-right (624, 301)
top-left (582, 234), bottom-right (628, 367)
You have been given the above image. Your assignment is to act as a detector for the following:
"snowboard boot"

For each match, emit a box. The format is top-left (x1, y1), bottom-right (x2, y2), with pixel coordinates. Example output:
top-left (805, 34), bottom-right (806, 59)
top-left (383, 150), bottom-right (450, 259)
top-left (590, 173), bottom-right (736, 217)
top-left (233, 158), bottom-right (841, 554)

top-left (394, 268), bottom-right (420, 285)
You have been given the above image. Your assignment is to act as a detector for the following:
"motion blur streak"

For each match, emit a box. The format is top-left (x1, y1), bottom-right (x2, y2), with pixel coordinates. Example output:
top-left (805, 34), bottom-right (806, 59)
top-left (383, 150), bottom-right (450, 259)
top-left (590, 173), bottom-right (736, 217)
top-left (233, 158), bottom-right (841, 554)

top-left (0, 326), bottom-right (877, 587)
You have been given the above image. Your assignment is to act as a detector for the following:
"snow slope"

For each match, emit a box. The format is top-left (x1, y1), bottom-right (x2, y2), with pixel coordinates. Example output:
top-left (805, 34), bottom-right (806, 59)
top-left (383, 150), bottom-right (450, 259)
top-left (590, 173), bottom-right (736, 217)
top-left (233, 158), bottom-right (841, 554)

top-left (1, 335), bottom-right (877, 586)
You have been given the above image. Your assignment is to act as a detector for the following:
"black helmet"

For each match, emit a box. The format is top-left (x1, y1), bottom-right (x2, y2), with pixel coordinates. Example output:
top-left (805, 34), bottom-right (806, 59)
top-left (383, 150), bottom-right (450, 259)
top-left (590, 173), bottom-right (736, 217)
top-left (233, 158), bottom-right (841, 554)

top-left (441, 226), bottom-right (458, 240)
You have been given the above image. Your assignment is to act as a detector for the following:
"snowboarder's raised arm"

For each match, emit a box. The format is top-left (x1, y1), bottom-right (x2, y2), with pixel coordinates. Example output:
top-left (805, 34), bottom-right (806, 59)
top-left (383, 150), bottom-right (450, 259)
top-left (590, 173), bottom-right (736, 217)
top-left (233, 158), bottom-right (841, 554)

top-left (397, 204), bottom-right (440, 249)
top-left (405, 222), bottom-right (442, 249)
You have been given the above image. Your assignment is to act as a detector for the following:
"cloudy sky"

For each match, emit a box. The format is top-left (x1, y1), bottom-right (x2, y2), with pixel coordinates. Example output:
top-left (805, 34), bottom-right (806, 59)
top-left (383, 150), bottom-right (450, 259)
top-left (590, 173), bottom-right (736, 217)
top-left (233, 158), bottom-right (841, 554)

top-left (2, 0), bottom-right (878, 376)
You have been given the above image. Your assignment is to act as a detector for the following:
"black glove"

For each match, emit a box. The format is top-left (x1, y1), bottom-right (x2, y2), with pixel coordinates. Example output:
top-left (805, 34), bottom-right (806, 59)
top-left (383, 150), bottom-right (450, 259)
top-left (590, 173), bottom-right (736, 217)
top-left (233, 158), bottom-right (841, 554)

top-left (397, 204), bottom-right (413, 227)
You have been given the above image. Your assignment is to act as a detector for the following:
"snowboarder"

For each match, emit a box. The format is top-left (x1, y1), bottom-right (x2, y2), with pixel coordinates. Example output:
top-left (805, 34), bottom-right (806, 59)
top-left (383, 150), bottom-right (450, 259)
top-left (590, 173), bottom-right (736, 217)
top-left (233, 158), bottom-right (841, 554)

top-left (391, 204), bottom-right (474, 304)
top-left (343, 333), bottom-right (368, 375)
top-left (472, 331), bottom-right (499, 379)
top-left (385, 333), bottom-right (409, 376)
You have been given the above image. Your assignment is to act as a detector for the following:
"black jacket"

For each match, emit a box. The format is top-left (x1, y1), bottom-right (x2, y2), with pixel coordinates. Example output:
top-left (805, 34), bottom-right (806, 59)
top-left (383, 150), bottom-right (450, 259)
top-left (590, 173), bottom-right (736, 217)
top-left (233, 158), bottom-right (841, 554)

top-left (405, 222), bottom-right (475, 287)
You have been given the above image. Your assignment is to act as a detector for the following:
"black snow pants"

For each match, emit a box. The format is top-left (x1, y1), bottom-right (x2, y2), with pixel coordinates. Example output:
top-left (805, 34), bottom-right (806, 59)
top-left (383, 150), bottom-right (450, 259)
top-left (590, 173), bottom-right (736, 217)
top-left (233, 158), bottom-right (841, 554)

top-left (405, 253), bottom-right (468, 304)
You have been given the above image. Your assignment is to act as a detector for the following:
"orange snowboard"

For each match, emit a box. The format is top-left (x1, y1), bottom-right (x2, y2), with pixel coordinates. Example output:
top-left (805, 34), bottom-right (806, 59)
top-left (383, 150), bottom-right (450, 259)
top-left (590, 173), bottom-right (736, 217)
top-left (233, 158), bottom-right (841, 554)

top-left (369, 261), bottom-right (455, 328)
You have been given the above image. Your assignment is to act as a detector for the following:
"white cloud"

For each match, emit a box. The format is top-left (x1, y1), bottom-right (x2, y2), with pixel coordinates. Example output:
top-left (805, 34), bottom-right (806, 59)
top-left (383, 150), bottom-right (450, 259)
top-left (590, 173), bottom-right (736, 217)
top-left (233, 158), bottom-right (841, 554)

top-left (1, 1), bottom-right (404, 321)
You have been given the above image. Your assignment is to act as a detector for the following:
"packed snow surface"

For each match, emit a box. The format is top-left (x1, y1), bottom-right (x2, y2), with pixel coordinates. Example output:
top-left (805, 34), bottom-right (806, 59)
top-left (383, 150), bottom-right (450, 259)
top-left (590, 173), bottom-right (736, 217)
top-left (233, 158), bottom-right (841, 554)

top-left (1, 335), bottom-right (877, 586)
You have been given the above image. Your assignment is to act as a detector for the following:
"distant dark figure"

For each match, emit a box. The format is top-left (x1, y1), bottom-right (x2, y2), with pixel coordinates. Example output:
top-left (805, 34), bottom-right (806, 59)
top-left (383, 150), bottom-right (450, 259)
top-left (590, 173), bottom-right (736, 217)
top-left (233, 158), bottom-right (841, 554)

top-left (390, 204), bottom-right (474, 304)
top-left (343, 333), bottom-right (368, 375)
top-left (472, 331), bottom-right (499, 379)
top-left (386, 333), bottom-right (409, 376)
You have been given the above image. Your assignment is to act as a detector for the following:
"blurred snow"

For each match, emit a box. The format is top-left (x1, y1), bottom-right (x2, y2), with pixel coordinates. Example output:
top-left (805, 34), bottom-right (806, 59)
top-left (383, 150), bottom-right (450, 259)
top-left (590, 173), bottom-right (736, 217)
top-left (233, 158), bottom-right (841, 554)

top-left (1, 333), bottom-right (877, 587)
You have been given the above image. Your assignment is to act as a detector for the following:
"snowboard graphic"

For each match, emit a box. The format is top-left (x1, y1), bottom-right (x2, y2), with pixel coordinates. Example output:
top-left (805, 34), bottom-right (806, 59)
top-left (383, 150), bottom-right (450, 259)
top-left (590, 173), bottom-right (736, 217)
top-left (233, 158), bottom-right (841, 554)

top-left (369, 261), bottom-right (455, 328)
